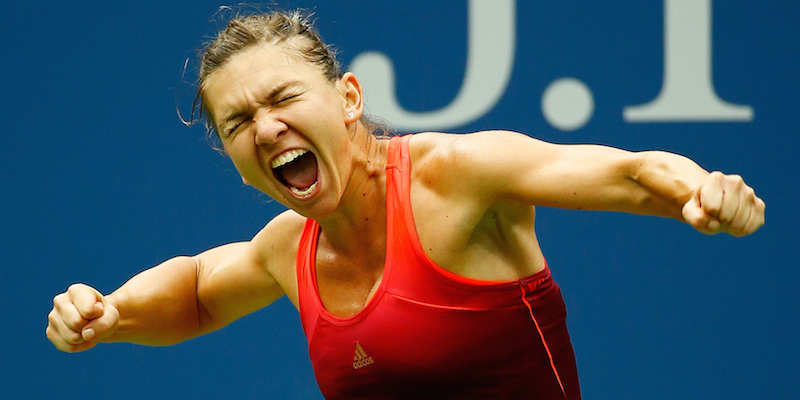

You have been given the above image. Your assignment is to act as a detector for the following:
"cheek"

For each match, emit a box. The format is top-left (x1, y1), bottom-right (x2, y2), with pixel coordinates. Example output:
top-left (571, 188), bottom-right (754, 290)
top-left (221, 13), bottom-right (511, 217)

top-left (224, 140), bottom-right (260, 177)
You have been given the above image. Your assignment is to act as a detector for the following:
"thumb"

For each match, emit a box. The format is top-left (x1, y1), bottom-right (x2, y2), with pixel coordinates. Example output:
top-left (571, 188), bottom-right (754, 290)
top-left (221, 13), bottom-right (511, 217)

top-left (682, 194), bottom-right (721, 234)
top-left (68, 283), bottom-right (105, 320)
top-left (81, 299), bottom-right (119, 342)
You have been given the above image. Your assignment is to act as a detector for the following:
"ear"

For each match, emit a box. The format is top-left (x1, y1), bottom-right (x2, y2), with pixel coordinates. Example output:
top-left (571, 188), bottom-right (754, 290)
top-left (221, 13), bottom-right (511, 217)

top-left (337, 72), bottom-right (364, 123)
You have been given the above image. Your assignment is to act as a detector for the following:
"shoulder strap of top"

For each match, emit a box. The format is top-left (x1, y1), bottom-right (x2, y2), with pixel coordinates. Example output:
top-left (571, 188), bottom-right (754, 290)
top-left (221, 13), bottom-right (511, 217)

top-left (386, 135), bottom-right (409, 171)
top-left (296, 218), bottom-right (321, 340)
top-left (384, 134), bottom-right (430, 275)
top-left (385, 135), bottom-right (413, 252)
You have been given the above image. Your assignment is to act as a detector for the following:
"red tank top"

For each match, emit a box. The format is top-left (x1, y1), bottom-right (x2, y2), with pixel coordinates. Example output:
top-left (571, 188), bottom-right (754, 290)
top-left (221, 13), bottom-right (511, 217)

top-left (296, 135), bottom-right (581, 399)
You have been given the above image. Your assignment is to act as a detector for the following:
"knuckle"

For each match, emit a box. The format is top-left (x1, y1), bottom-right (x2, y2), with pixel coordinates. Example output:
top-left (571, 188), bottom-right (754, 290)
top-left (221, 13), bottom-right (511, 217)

top-left (748, 218), bottom-right (764, 232)
top-left (705, 203), bottom-right (721, 215)
top-left (54, 341), bottom-right (71, 353)
top-left (69, 342), bottom-right (95, 353)
top-left (47, 310), bottom-right (60, 326)
top-left (63, 314), bottom-right (87, 331)
top-left (67, 283), bottom-right (84, 294)
top-left (722, 208), bottom-right (738, 223)
top-left (683, 211), bottom-right (702, 226)
top-left (721, 173), bottom-right (743, 189)
top-left (52, 322), bottom-right (83, 345)
top-left (63, 330), bottom-right (84, 345)
top-left (53, 292), bottom-right (68, 308)
top-left (46, 330), bottom-right (74, 352)
top-left (688, 218), bottom-right (703, 228)
top-left (45, 325), bottom-right (56, 341)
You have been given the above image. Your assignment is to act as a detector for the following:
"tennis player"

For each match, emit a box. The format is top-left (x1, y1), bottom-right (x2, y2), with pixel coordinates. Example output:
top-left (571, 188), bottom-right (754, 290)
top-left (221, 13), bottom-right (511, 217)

top-left (47, 10), bottom-right (765, 399)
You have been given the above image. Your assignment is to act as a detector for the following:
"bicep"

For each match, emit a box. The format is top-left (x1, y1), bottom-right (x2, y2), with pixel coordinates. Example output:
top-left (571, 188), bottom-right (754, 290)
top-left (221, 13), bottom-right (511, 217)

top-left (193, 241), bottom-right (284, 333)
top-left (449, 131), bottom-right (645, 212)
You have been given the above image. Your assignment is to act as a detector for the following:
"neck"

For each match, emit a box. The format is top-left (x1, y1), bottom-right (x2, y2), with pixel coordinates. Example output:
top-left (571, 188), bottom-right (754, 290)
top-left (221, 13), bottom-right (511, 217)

top-left (315, 124), bottom-right (391, 257)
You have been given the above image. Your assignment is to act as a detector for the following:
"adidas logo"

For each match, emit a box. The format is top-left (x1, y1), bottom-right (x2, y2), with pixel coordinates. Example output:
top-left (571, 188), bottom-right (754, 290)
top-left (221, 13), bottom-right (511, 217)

top-left (352, 342), bottom-right (374, 370)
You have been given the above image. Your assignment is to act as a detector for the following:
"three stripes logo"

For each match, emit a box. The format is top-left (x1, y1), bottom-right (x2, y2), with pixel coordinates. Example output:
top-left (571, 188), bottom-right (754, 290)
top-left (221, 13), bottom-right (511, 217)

top-left (352, 342), bottom-right (374, 370)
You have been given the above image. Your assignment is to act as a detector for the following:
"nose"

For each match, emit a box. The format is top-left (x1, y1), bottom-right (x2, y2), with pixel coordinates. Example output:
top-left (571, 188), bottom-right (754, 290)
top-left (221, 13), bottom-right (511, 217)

top-left (253, 109), bottom-right (287, 145)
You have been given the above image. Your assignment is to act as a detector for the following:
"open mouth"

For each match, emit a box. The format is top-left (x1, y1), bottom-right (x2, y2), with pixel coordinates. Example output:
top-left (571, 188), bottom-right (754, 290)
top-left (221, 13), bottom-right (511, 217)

top-left (271, 149), bottom-right (319, 197)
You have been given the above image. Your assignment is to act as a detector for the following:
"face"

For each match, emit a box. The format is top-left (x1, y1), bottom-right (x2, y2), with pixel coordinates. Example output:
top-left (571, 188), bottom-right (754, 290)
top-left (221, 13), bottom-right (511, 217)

top-left (202, 42), bottom-right (362, 218)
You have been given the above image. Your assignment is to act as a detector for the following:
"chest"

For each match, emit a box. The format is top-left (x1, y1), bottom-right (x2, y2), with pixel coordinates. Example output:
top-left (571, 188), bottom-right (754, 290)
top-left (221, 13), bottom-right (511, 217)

top-left (313, 236), bottom-right (387, 318)
top-left (307, 188), bottom-right (543, 318)
top-left (304, 281), bottom-right (572, 399)
top-left (409, 181), bottom-right (545, 281)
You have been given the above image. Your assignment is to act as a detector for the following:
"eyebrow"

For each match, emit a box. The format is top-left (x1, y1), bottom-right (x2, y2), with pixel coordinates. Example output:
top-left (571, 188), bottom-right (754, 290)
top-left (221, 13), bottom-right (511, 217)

top-left (218, 80), bottom-right (304, 130)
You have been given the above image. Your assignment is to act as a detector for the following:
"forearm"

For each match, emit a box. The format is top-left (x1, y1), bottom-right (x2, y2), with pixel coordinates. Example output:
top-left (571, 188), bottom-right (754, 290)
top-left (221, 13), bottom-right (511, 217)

top-left (632, 151), bottom-right (710, 220)
top-left (103, 256), bottom-right (206, 346)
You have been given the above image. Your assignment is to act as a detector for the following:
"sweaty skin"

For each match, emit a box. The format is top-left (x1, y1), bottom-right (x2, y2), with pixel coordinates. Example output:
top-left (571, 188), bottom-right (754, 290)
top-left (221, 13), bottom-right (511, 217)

top-left (47, 41), bottom-right (764, 365)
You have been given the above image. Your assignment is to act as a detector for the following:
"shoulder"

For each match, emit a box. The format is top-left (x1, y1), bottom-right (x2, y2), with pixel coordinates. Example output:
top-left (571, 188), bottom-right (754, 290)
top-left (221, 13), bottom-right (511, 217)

top-left (407, 130), bottom-right (540, 194)
top-left (408, 130), bottom-right (539, 167)
top-left (252, 210), bottom-right (307, 257)
top-left (257, 209), bottom-right (308, 238)
top-left (250, 210), bottom-right (308, 282)
top-left (405, 131), bottom-right (471, 181)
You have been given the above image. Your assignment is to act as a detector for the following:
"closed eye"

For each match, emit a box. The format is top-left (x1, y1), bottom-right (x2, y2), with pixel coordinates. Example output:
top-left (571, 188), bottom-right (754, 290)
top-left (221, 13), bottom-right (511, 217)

top-left (224, 119), bottom-right (248, 138)
top-left (275, 93), bottom-right (300, 105)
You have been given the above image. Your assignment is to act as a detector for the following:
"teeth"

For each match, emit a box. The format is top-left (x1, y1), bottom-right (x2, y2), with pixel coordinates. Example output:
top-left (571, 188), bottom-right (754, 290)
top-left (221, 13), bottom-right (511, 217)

top-left (272, 149), bottom-right (308, 169)
top-left (290, 181), bottom-right (317, 197)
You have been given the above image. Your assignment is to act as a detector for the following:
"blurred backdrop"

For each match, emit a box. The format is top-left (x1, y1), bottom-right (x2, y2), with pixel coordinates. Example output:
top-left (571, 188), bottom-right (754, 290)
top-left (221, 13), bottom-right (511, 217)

top-left (2, 1), bottom-right (798, 399)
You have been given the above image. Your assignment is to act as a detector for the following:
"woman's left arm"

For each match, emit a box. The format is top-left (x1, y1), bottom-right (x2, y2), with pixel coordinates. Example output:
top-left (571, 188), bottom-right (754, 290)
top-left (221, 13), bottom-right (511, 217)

top-left (432, 130), bottom-right (765, 236)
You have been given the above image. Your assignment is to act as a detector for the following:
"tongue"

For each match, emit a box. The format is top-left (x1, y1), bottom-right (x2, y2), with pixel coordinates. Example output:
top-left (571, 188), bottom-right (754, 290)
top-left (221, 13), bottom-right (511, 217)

top-left (279, 152), bottom-right (318, 189)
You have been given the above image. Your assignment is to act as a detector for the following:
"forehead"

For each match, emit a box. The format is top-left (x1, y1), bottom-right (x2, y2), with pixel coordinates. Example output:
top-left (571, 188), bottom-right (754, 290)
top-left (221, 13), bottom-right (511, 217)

top-left (202, 42), bottom-right (326, 119)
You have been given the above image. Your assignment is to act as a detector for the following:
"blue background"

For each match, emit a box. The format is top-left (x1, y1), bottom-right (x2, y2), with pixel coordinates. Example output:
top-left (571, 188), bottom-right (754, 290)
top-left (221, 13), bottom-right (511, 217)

top-left (2, 1), bottom-right (798, 399)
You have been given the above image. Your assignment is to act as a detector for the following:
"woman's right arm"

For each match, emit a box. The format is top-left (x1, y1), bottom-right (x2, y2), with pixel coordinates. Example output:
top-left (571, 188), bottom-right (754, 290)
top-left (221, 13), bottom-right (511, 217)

top-left (47, 236), bottom-right (286, 353)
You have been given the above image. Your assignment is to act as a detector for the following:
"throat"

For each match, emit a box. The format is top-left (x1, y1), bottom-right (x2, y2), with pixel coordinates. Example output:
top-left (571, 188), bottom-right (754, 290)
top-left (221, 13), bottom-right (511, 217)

top-left (275, 151), bottom-right (318, 190)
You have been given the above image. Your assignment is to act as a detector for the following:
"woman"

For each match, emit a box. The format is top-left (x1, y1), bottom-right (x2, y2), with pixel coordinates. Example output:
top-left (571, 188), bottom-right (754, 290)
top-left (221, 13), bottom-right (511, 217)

top-left (46, 11), bottom-right (765, 400)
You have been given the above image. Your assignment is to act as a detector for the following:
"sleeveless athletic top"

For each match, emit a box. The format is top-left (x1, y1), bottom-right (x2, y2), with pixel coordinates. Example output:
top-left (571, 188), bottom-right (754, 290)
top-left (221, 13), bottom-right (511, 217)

top-left (296, 135), bottom-right (581, 399)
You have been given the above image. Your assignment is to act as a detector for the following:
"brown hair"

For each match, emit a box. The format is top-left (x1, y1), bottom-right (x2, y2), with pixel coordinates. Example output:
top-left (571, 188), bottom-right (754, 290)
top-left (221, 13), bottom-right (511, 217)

top-left (187, 10), bottom-right (341, 133)
top-left (184, 9), bottom-right (391, 146)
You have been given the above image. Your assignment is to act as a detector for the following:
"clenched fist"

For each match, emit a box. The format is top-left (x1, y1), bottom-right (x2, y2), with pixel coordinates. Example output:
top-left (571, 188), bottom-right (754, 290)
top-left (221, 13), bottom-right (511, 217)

top-left (46, 283), bottom-right (119, 352)
top-left (682, 171), bottom-right (766, 236)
